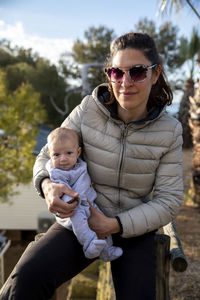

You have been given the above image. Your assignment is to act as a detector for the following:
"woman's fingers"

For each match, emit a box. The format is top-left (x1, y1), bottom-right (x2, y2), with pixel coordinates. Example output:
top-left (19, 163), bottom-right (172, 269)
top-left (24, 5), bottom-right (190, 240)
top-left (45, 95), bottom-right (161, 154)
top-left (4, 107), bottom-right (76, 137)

top-left (42, 179), bottom-right (79, 217)
top-left (53, 208), bottom-right (76, 219)
top-left (88, 206), bottom-right (120, 238)
top-left (62, 184), bottom-right (79, 199)
top-left (51, 199), bottom-right (78, 217)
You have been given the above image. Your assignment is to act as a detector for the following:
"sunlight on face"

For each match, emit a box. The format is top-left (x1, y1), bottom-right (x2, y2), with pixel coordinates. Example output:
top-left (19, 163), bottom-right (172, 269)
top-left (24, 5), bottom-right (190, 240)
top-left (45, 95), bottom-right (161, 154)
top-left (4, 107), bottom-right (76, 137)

top-left (111, 48), bottom-right (160, 122)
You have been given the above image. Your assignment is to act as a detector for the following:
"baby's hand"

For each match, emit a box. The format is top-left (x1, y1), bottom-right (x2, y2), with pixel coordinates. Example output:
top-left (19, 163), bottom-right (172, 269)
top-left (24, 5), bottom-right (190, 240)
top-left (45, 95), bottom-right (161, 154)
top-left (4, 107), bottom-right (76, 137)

top-left (68, 197), bottom-right (79, 204)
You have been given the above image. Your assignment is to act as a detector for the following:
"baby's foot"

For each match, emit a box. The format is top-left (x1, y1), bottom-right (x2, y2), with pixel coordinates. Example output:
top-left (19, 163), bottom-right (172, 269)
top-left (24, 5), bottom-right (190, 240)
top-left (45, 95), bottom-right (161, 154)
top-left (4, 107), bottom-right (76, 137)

top-left (85, 239), bottom-right (107, 259)
top-left (99, 246), bottom-right (123, 262)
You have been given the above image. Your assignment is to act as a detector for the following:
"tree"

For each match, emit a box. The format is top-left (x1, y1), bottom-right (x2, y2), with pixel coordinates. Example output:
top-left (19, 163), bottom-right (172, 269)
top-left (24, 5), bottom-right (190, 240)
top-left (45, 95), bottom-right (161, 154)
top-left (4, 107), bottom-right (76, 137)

top-left (158, 0), bottom-right (200, 203)
top-left (0, 41), bottom-right (68, 126)
top-left (55, 26), bottom-right (116, 118)
top-left (60, 25), bottom-right (116, 92)
top-left (178, 28), bottom-right (200, 77)
top-left (0, 41), bottom-right (38, 68)
top-left (158, 0), bottom-right (200, 20)
top-left (178, 78), bottom-right (194, 148)
top-left (188, 58), bottom-right (200, 205)
top-left (5, 62), bottom-right (34, 91)
top-left (137, 20), bottom-right (200, 147)
top-left (135, 19), bottom-right (157, 39)
top-left (0, 70), bottom-right (46, 202)
top-left (28, 58), bottom-right (68, 125)
top-left (135, 18), bottom-right (184, 89)
top-left (178, 28), bottom-right (200, 147)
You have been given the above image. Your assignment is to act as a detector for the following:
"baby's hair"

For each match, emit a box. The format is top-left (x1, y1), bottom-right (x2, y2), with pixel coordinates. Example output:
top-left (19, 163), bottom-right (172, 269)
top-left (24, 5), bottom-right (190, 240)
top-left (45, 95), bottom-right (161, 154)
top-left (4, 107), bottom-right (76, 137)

top-left (47, 127), bottom-right (80, 148)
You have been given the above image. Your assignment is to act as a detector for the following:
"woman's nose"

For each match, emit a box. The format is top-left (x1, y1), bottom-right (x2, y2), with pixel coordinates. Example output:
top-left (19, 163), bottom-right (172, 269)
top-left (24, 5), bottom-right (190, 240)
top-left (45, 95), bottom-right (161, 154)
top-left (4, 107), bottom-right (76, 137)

top-left (121, 72), bottom-right (133, 86)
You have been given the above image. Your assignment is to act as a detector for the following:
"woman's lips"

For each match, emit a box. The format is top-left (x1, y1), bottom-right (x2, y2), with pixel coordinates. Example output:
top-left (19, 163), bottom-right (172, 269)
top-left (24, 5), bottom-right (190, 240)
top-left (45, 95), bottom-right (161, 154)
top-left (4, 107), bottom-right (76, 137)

top-left (120, 91), bottom-right (135, 97)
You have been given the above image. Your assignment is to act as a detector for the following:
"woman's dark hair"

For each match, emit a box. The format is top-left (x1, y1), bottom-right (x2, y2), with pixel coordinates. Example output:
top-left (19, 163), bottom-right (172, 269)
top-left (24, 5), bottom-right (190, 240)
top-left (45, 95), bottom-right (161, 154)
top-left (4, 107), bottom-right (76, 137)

top-left (105, 32), bottom-right (173, 110)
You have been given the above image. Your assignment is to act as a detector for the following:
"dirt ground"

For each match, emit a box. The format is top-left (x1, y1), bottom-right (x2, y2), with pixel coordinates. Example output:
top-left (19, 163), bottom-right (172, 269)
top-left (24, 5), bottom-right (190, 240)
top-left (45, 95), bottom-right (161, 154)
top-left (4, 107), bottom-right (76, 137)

top-left (169, 149), bottom-right (200, 300)
top-left (2, 149), bottom-right (200, 300)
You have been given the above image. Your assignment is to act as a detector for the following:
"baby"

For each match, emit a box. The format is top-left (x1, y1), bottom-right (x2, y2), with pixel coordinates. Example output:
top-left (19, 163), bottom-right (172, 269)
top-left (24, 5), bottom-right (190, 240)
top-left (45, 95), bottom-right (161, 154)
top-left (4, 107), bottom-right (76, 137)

top-left (46, 127), bottom-right (122, 261)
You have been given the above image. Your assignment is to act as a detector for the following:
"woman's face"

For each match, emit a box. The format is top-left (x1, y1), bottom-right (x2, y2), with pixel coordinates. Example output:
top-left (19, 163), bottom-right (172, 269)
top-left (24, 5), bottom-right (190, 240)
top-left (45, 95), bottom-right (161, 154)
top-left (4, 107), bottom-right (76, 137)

top-left (110, 48), bottom-right (160, 122)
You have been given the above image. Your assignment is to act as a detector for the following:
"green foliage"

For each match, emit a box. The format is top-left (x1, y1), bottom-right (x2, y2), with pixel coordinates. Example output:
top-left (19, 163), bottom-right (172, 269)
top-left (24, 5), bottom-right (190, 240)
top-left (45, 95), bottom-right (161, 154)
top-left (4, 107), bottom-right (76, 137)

top-left (190, 27), bottom-right (200, 57)
top-left (177, 27), bottom-right (200, 78)
top-left (0, 42), bottom-right (38, 68)
top-left (72, 26), bottom-right (115, 63)
top-left (61, 25), bottom-right (116, 90)
top-left (135, 18), bottom-right (200, 90)
top-left (156, 22), bottom-right (180, 70)
top-left (0, 48), bottom-right (17, 67)
top-left (5, 62), bottom-right (34, 91)
top-left (67, 91), bottom-right (82, 115)
top-left (136, 18), bottom-right (158, 40)
top-left (135, 18), bottom-right (181, 72)
top-left (16, 47), bottom-right (38, 67)
top-left (0, 70), bottom-right (46, 202)
top-left (0, 41), bottom-right (68, 126)
top-left (28, 58), bottom-right (68, 125)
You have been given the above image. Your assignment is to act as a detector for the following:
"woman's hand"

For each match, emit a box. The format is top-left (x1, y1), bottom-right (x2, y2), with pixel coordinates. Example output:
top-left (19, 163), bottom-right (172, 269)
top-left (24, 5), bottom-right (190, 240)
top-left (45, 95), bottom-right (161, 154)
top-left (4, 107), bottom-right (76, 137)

top-left (42, 178), bottom-right (79, 218)
top-left (88, 204), bottom-right (120, 239)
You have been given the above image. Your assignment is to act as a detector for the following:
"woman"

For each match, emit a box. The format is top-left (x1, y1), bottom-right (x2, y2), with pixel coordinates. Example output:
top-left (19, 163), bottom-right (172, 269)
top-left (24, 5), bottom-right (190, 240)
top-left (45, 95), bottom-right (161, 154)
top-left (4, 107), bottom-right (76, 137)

top-left (2, 32), bottom-right (183, 300)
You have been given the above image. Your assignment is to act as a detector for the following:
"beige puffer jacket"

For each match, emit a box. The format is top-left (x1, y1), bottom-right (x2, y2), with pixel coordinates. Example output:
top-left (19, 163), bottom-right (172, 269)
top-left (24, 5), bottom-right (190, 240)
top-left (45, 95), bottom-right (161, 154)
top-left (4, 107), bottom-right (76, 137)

top-left (33, 84), bottom-right (183, 238)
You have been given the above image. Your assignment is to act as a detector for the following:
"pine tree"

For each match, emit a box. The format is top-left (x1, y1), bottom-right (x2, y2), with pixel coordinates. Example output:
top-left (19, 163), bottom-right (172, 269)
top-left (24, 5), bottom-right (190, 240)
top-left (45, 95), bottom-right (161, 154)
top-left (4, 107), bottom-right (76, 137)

top-left (0, 70), bottom-right (46, 202)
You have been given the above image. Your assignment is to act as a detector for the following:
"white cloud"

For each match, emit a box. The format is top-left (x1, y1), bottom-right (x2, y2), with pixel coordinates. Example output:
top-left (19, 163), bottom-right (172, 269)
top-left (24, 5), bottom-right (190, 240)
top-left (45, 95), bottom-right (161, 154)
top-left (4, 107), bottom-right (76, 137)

top-left (0, 20), bottom-right (73, 64)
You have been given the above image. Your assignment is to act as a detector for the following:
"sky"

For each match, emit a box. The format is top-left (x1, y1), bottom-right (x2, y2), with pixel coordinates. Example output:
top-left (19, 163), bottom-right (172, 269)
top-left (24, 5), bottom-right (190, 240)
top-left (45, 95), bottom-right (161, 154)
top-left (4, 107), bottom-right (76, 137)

top-left (0, 0), bottom-right (199, 65)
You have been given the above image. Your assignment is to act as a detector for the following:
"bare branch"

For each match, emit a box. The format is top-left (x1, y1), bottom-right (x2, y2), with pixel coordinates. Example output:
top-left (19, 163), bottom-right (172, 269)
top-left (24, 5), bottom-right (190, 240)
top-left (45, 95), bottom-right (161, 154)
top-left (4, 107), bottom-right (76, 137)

top-left (50, 96), bottom-right (66, 116)
top-left (50, 86), bottom-right (82, 116)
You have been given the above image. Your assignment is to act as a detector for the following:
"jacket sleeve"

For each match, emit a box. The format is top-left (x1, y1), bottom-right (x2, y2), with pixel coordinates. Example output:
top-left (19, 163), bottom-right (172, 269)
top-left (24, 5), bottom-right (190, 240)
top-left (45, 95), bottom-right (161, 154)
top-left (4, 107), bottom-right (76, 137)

top-left (118, 122), bottom-right (184, 238)
top-left (33, 96), bottom-right (90, 197)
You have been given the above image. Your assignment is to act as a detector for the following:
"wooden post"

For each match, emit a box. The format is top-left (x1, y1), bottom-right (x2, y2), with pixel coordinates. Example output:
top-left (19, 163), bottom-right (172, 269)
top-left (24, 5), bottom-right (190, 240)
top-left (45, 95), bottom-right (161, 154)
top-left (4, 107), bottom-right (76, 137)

top-left (155, 234), bottom-right (170, 300)
top-left (96, 262), bottom-right (115, 300)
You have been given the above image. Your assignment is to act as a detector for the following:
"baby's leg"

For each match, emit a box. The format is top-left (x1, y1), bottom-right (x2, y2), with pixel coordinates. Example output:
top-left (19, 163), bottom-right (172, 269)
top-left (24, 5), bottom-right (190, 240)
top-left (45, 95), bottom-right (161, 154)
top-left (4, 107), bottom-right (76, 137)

top-left (71, 206), bottom-right (106, 259)
top-left (91, 203), bottom-right (123, 261)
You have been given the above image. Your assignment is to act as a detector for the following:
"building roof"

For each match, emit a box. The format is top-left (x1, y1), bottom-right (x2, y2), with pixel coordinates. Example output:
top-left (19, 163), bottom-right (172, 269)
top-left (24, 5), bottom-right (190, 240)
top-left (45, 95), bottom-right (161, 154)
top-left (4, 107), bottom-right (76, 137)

top-left (34, 124), bottom-right (54, 155)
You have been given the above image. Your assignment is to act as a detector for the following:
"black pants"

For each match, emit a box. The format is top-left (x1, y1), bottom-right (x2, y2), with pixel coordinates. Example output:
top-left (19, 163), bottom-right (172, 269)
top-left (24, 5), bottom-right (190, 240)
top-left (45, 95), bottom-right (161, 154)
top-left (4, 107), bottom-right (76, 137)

top-left (1, 223), bottom-right (156, 300)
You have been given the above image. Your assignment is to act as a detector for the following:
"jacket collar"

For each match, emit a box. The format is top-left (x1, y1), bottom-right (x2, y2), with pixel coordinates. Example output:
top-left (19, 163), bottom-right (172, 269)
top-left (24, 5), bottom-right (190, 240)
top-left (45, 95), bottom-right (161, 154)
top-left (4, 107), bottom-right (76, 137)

top-left (93, 83), bottom-right (166, 126)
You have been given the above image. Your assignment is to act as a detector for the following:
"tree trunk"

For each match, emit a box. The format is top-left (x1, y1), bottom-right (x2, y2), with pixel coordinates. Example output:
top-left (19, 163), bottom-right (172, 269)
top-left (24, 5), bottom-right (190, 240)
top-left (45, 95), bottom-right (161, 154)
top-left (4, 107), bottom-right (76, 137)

top-left (189, 76), bottom-right (200, 205)
top-left (178, 78), bottom-right (194, 148)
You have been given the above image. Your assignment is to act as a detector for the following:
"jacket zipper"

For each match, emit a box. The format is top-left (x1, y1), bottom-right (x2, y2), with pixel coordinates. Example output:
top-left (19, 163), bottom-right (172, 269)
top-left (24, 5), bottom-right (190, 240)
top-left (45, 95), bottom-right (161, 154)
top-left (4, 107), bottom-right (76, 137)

top-left (117, 123), bottom-right (128, 187)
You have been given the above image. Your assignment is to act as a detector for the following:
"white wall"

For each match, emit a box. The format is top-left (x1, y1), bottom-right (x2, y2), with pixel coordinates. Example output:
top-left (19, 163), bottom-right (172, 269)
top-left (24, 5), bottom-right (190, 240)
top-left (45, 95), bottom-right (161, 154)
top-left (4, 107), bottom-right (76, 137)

top-left (0, 182), bottom-right (52, 230)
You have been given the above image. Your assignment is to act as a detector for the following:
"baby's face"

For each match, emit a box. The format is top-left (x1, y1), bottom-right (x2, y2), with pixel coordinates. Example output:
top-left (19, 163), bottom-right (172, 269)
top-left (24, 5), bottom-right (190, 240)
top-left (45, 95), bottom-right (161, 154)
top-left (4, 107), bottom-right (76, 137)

top-left (49, 139), bottom-right (81, 171)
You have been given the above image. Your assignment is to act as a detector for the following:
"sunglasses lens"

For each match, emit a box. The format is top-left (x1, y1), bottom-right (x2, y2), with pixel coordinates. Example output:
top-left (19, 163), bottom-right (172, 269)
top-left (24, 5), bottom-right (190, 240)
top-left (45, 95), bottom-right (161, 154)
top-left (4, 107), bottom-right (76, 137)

top-left (107, 68), bottom-right (124, 82)
top-left (129, 66), bottom-right (147, 82)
